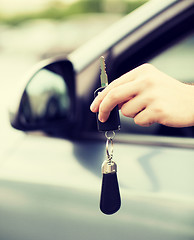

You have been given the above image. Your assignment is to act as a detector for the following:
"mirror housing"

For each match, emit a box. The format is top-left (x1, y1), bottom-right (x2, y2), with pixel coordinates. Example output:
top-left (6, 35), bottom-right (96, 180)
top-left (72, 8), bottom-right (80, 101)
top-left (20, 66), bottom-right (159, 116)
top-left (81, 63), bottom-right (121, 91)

top-left (9, 58), bottom-right (76, 137)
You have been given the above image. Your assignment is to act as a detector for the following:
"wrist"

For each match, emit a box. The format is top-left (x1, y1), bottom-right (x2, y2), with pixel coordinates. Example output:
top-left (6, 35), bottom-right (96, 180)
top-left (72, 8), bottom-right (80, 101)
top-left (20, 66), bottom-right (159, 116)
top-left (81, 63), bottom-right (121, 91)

top-left (191, 85), bottom-right (194, 126)
top-left (187, 84), bottom-right (194, 126)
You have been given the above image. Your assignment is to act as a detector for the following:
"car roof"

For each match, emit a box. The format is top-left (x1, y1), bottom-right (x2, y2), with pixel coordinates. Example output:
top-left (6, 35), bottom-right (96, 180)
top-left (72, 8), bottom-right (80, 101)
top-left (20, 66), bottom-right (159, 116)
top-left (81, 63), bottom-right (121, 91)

top-left (69, 0), bottom-right (193, 72)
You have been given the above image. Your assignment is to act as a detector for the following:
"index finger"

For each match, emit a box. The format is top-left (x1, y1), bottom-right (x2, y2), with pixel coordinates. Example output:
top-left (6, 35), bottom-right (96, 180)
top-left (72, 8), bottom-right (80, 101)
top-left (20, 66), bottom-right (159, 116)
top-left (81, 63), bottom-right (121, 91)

top-left (90, 70), bottom-right (135, 112)
top-left (98, 79), bottom-right (142, 122)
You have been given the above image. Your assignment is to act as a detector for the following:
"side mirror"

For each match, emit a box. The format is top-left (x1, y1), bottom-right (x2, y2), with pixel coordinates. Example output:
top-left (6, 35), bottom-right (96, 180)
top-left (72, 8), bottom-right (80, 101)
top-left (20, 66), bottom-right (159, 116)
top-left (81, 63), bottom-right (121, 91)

top-left (9, 58), bottom-right (76, 137)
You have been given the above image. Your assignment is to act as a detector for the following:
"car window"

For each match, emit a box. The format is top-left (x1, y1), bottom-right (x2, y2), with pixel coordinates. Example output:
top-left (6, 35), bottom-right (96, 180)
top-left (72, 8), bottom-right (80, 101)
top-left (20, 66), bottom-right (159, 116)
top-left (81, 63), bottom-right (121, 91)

top-left (149, 32), bottom-right (194, 84)
top-left (120, 32), bottom-right (194, 137)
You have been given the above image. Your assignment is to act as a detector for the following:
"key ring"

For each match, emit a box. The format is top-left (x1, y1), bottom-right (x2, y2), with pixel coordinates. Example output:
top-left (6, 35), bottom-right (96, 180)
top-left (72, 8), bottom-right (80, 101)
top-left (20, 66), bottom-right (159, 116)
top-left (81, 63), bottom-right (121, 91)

top-left (105, 131), bottom-right (115, 140)
top-left (105, 131), bottom-right (114, 161)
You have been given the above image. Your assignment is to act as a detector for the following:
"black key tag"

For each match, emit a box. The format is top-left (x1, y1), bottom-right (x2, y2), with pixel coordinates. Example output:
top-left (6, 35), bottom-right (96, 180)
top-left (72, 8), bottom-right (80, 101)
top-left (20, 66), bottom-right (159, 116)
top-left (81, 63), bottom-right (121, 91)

top-left (100, 133), bottom-right (121, 215)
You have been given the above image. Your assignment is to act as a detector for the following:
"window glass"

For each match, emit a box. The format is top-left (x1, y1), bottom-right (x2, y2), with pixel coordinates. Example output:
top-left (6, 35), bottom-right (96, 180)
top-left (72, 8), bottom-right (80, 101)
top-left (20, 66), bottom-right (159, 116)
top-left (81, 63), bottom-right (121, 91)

top-left (120, 32), bottom-right (194, 136)
top-left (149, 32), bottom-right (194, 84)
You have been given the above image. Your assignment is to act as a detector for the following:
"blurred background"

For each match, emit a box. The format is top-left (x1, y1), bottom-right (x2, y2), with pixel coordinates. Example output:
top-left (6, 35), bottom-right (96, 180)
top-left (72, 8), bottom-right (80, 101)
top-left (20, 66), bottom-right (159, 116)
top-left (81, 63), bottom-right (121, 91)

top-left (0, 0), bottom-right (148, 136)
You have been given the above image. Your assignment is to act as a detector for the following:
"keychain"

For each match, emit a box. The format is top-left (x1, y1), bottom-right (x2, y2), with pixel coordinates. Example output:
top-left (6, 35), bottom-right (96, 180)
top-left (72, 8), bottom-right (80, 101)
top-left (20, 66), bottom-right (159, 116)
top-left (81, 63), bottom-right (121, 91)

top-left (94, 56), bottom-right (121, 215)
top-left (100, 131), bottom-right (121, 214)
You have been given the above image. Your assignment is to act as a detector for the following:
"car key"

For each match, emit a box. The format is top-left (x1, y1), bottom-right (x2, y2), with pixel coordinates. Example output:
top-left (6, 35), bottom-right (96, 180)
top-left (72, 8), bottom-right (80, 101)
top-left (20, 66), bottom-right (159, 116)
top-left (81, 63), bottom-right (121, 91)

top-left (94, 57), bottom-right (121, 215)
top-left (94, 56), bottom-right (121, 132)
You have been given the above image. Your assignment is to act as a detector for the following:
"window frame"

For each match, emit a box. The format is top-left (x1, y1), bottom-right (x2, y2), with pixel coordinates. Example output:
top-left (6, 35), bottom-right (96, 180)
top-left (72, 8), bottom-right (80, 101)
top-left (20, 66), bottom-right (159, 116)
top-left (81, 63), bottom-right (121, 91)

top-left (108, 2), bottom-right (194, 81)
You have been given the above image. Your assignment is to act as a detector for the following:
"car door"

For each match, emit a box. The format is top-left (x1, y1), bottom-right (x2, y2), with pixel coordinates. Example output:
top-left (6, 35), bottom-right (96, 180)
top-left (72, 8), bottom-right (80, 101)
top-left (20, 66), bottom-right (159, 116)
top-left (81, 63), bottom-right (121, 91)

top-left (1, 1), bottom-right (194, 240)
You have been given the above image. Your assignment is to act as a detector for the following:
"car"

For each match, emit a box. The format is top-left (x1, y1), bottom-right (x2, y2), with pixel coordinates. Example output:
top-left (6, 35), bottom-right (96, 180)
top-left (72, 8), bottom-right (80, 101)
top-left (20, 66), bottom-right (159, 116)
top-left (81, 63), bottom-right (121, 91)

top-left (1, 0), bottom-right (194, 239)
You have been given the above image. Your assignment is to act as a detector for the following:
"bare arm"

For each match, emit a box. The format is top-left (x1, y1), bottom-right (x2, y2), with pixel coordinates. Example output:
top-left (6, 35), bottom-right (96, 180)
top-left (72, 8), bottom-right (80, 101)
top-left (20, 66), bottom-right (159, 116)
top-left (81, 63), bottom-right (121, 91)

top-left (90, 63), bottom-right (194, 127)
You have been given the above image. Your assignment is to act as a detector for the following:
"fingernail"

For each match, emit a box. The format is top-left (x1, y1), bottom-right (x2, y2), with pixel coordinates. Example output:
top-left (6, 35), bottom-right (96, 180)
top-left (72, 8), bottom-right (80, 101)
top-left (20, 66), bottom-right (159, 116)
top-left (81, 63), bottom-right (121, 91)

top-left (98, 116), bottom-right (105, 122)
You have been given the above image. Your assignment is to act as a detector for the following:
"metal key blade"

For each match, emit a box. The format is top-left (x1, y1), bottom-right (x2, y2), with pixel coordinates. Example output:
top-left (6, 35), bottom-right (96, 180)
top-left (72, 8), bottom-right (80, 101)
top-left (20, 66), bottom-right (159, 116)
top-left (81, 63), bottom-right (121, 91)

top-left (100, 56), bottom-right (108, 87)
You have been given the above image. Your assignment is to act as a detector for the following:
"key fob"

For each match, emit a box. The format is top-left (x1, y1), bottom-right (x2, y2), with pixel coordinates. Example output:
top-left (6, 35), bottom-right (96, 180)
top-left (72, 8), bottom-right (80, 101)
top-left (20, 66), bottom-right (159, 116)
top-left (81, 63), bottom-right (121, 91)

top-left (94, 86), bottom-right (121, 132)
top-left (100, 160), bottom-right (121, 215)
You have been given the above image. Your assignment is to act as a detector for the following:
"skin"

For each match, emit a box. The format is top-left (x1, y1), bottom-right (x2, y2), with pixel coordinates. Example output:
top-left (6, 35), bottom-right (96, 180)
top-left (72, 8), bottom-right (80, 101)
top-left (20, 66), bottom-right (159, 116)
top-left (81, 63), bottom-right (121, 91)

top-left (90, 63), bottom-right (194, 127)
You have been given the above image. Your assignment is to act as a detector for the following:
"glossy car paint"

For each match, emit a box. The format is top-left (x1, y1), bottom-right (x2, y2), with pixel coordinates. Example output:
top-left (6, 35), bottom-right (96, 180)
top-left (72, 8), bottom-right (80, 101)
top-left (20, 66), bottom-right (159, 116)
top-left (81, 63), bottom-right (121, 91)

top-left (0, 134), bottom-right (194, 240)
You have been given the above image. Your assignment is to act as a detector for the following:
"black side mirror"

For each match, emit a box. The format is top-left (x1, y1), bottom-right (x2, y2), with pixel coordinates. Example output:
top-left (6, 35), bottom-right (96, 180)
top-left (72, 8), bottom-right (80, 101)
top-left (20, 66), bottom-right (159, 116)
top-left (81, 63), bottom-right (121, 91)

top-left (9, 58), bottom-right (76, 137)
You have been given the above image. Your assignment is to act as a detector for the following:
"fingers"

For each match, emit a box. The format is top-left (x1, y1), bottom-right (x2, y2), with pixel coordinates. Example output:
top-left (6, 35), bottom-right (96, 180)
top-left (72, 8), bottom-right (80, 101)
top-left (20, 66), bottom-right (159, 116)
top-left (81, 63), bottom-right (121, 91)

top-left (90, 76), bottom-right (130, 113)
top-left (90, 63), bottom-right (159, 126)
top-left (134, 108), bottom-right (157, 126)
top-left (120, 94), bottom-right (147, 118)
top-left (90, 64), bottom-right (144, 113)
top-left (98, 80), bottom-right (143, 122)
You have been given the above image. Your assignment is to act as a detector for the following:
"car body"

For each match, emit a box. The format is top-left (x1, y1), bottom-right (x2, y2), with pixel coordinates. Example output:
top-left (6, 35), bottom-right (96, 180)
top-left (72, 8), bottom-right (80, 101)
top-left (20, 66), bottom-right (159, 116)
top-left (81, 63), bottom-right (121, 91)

top-left (1, 0), bottom-right (194, 240)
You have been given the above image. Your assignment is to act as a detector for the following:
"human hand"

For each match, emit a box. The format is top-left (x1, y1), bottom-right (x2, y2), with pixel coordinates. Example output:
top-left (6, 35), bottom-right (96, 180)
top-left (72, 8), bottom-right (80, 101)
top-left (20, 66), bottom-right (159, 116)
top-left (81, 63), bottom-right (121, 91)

top-left (90, 63), bottom-right (194, 127)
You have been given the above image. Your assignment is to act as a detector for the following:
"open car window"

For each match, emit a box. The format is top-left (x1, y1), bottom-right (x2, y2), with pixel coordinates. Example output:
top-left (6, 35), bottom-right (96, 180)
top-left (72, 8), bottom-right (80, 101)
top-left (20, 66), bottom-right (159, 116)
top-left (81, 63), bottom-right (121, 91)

top-left (149, 32), bottom-right (194, 84)
top-left (119, 31), bottom-right (194, 138)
